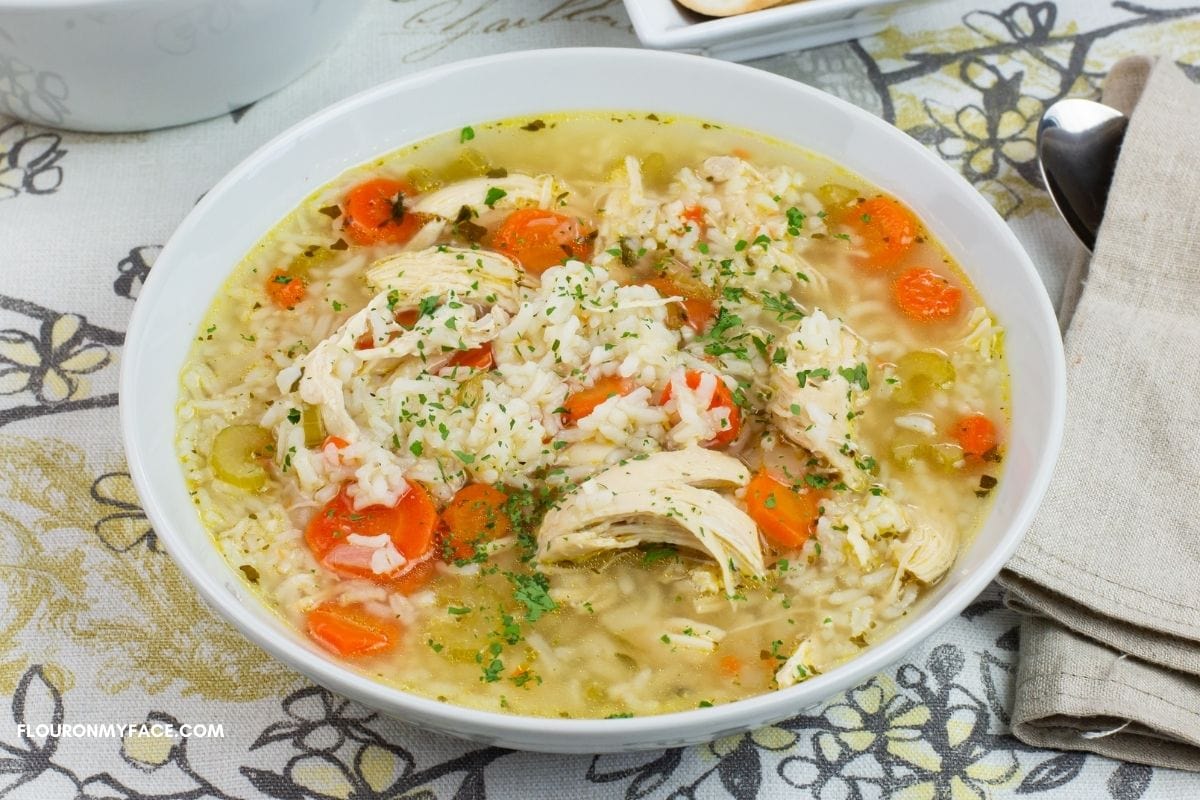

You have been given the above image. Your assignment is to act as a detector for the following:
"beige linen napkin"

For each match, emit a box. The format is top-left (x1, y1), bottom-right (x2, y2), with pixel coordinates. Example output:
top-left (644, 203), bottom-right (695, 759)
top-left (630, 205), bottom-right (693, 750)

top-left (997, 57), bottom-right (1200, 771)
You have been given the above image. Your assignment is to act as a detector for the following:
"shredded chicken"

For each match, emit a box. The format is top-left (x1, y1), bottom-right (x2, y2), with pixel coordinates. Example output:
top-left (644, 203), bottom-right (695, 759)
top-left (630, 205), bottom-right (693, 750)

top-left (400, 174), bottom-right (561, 250)
top-left (536, 448), bottom-right (765, 593)
top-left (900, 519), bottom-right (958, 584)
top-left (271, 246), bottom-right (521, 450)
top-left (775, 639), bottom-right (816, 688)
top-left (768, 308), bottom-right (872, 489)
top-left (412, 174), bottom-right (554, 218)
top-left (365, 246), bottom-right (525, 314)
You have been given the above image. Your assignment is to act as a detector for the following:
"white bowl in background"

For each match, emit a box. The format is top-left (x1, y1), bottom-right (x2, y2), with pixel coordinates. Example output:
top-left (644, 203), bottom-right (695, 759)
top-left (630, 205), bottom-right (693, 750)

top-left (625, 0), bottom-right (939, 61)
top-left (0, 0), bottom-right (366, 132)
top-left (121, 48), bottom-right (1065, 753)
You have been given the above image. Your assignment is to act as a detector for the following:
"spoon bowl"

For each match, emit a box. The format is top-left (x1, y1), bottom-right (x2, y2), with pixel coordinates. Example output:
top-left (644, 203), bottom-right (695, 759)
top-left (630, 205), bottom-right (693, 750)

top-left (1038, 98), bottom-right (1129, 251)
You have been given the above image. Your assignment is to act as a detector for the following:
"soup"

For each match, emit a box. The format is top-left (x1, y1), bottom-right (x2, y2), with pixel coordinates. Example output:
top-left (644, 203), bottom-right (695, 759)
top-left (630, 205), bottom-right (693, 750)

top-left (176, 113), bottom-right (1008, 718)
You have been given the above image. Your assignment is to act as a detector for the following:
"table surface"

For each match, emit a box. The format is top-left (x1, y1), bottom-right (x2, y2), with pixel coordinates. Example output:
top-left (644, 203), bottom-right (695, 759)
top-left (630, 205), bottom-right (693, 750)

top-left (2, 1), bottom-right (1199, 798)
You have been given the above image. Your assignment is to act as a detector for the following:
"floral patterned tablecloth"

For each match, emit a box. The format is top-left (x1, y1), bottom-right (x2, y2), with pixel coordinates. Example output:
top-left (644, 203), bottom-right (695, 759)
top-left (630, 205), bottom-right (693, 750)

top-left (2, 1), bottom-right (1199, 798)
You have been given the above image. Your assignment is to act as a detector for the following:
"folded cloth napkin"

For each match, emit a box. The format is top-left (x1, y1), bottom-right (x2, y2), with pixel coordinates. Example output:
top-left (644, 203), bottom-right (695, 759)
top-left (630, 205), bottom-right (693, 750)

top-left (997, 56), bottom-right (1200, 771)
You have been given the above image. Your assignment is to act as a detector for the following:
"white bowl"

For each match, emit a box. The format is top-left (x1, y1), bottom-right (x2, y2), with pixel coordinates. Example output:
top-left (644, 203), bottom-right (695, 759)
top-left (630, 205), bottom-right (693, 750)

top-left (624, 0), bottom-right (939, 61)
top-left (121, 48), bottom-right (1066, 753)
top-left (0, 0), bottom-right (366, 132)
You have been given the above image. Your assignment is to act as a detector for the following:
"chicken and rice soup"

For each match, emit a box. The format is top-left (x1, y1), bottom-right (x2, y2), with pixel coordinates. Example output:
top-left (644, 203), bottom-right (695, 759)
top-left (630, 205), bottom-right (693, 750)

top-left (177, 113), bottom-right (1008, 718)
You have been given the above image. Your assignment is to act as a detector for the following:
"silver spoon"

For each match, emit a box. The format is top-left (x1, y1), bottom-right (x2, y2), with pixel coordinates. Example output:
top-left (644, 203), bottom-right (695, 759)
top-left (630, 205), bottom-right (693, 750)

top-left (1037, 98), bottom-right (1129, 252)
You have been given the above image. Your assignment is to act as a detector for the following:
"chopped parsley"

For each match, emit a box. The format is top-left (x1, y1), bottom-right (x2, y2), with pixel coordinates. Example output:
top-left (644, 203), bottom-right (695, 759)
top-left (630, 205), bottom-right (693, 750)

top-left (796, 367), bottom-right (831, 388)
top-left (786, 207), bottom-right (806, 235)
top-left (481, 653), bottom-right (504, 682)
top-left (762, 291), bottom-right (804, 322)
top-left (642, 545), bottom-right (678, 565)
top-left (460, 126), bottom-right (475, 143)
top-left (484, 187), bottom-right (507, 208)
top-left (417, 295), bottom-right (440, 318)
top-left (702, 307), bottom-right (749, 360)
top-left (508, 572), bottom-right (557, 622)
top-left (838, 363), bottom-right (870, 391)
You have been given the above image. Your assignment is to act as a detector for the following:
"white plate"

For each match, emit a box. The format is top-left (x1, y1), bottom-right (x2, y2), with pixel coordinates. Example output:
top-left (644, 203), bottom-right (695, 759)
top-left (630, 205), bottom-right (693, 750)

top-left (122, 47), bottom-right (1065, 753)
top-left (625, 0), bottom-right (939, 61)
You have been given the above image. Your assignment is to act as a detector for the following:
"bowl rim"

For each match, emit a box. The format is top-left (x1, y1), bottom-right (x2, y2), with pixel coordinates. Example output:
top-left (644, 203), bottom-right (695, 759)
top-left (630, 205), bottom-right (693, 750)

top-left (121, 46), bottom-right (1066, 749)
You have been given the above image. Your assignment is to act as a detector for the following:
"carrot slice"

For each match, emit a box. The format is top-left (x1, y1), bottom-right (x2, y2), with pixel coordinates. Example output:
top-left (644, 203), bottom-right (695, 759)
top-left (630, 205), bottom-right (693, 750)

top-left (643, 277), bottom-right (717, 333)
top-left (305, 483), bottom-right (438, 584)
top-left (837, 196), bottom-right (918, 269)
top-left (893, 268), bottom-right (963, 321)
top-left (321, 435), bottom-right (349, 450)
top-left (306, 602), bottom-right (400, 658)
top-left (952, 413), bottom-right (998, 457)
top-left (660, 370), bottom-right (741, 448)
top-left (446, 342), bottom-right (494, 371)
top-left (492, 208), bottom-right (593, 274)
top-left (744, 470), bottom-right (823, 549)
top-left (266, 270), bottom-right (306, 309)
top-left (343, 178), bottom-right (425, 246)
top-left (440, 483), bottom-right (512, 561)
top-left (681, 204), bottom-right (707, 233)
top-left (562, 376), bottom-right (635, 426)
top-left (719, 654), bottom-right (742, 677)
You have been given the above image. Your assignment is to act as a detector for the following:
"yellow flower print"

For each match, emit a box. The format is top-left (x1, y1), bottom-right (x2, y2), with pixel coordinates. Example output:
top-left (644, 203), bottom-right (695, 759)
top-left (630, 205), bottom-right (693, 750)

top-left (90, 471), bottom-right (157, 553)
top-left (0, 313), bottom-right (110, 404)
top-left (920, 60), bottom-right (1043, 186)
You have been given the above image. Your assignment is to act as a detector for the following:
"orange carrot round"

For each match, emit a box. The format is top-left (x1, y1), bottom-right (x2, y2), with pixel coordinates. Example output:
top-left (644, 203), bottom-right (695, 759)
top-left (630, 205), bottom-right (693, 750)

top-left (681, 204), bottom-right (707, 233)
top-left (305, 482), bottom-right (438, 584)
top-left (440, 483), bottom-right (512, 561)
top-left (446, 342), bottom-right (494, 371)
top-left (837, 196), bottom-right (918, 269)
top-left (562, 376), bottom-right (635, 425)
top-left (492, 208), bottom-right (593, 273)
top-left (307, 602), bottom-right (400, 658)
top-left (893, 268), bottom-right (963, 321)
top-left (952, 413), bottom-right (998, 457)
top-left (342, 178), bottom-right (425, 246)
top-left (745, 469), bottom-right (823, 549)
top-left (660, 370), bottom-right (741, 447)
top-left (265, 269), bottom-right (306, 308)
